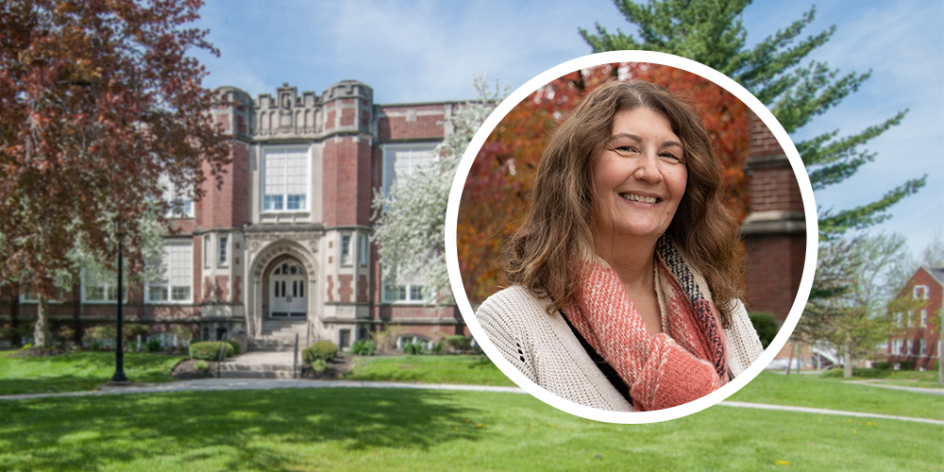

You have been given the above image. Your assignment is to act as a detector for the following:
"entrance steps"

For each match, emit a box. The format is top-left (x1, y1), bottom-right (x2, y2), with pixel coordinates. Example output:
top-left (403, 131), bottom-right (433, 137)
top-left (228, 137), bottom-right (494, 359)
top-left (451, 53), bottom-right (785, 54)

top-left (217, 351), bottom-right (302, 379)
top-left (251, 319), bottom-right (307, 352)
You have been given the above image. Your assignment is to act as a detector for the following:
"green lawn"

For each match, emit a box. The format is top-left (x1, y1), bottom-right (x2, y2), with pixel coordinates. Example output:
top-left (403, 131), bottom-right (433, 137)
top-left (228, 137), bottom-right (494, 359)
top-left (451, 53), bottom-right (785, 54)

top-left (342, 355), bottom-right (515, 386)
top-left (0, 350), bottom-right (185, 396)
top-left (730, 371), bottom-right (944, 421)
top-left (1, 388), bottom-right (941, 471)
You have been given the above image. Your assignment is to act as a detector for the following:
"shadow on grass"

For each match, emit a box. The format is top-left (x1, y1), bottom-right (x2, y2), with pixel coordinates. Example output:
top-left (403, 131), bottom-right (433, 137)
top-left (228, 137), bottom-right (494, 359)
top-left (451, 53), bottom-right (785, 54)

top-left (0, 388), bottom-right (486, 470)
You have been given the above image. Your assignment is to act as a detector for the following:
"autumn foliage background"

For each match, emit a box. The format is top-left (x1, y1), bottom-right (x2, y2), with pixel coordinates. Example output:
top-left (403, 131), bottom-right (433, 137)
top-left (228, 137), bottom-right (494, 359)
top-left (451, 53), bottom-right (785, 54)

top-left (456, 62), bottom-right (749, 305)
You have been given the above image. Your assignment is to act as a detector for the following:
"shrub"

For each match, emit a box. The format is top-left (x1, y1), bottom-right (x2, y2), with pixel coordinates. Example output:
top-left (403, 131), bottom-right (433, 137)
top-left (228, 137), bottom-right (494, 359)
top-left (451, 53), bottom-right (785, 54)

top-left (898, 360), bottom-right (913, 370)
top-left (83, 325), bottom-right (116, 344)
top-left (15, 323), bottom-right (34, 338)
top-left (402, 341), bottom-right (425, 355)
top-left (370, 325), bottom-right (405, 354)
top-left (91, 340), bottom-right (102, 351)
top-left (748, 312), bottom-right (779, 349)
top-left (225, 340), bottom-right (241, 356)
top-left (821, 367), bottom-right (889, 379)
top-left (0, 326), bottom-right (19, 342)
top-left (872, 361), bottom-right (891, 370)
top-left (193, 360), bottom-right (209, 371)
top-left (55, 325), bottom-right (75, 344)
top-left (310, 358), bottom-right (328, 372)
top-left (189, 341), bottom-right (234, 360)
top-left (146, 337), bottom-right (163, 352)
top-left (302, 341), bottom-right (338, 365)
top-left (445, 335), bottom-right (472, 353)
top-left (430, 341), bottom-right (445, 355)
top-left (351, 339), bottom-right (376, 356)
top-left (123, 324), bottom-right (150, 340)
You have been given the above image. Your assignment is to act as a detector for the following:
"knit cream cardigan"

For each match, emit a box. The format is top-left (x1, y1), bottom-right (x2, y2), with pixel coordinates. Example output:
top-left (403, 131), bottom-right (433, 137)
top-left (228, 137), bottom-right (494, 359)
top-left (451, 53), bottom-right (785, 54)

top-left (476, 285), bottom-right (765, 412)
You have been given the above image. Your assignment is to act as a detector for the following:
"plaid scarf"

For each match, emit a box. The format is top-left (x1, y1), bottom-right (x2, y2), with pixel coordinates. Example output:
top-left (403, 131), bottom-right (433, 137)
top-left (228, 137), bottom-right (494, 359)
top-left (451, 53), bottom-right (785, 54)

top-left (564, 237), bottom-right (729, 411)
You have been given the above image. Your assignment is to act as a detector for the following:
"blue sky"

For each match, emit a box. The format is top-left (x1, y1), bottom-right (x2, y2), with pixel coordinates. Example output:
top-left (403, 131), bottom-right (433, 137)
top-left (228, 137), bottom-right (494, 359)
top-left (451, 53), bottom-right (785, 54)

top-left (191, 0), bottom-right (943, 258)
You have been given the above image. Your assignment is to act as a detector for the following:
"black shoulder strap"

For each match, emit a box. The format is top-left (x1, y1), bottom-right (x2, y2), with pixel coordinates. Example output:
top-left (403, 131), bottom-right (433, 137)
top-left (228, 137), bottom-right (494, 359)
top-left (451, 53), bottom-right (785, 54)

top-left (559, 309), bottom-right (632, 406)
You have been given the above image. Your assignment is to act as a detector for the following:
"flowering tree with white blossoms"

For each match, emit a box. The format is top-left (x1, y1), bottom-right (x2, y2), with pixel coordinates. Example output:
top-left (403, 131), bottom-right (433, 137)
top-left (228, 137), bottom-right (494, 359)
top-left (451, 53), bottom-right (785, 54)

top-left (371, 77), bottom-right (508, 304)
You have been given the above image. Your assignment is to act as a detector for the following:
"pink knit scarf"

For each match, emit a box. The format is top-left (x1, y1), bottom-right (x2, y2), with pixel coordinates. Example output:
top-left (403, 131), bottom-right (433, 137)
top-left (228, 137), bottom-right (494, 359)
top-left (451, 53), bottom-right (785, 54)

top-left (564, 238), bottom-right (729, 411)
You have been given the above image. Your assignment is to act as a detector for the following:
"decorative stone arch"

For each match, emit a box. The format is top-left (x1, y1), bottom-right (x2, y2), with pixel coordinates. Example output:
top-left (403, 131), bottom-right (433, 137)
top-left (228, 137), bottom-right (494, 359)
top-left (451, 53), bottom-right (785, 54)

top-left (247, 240), bottom-right (320, 340)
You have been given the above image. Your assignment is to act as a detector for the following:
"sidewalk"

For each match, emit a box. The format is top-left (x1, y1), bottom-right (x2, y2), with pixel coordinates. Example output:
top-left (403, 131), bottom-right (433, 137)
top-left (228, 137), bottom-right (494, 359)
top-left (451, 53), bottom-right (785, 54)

top-left (1, 378), bottom-right (942, 425)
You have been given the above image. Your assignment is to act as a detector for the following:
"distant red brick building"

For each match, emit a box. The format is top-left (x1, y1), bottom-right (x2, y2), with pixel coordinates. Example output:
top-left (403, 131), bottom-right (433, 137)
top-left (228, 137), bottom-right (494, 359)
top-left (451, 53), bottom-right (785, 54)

top-left (887, 267), bottom-right (943, 370)
top-left (0, 80), bottom-right (463, 351)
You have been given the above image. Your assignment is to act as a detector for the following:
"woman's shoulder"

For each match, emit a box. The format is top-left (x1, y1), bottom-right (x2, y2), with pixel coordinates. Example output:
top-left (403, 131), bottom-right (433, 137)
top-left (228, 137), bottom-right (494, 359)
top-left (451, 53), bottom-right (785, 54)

top-left (477, 285), bottom-right (553, 318)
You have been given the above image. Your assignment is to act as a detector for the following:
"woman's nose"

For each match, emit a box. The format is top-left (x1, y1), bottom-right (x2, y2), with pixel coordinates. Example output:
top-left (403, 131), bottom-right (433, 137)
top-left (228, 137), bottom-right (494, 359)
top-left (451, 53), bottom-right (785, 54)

top-left (633, 150), bottom-right (663, 183)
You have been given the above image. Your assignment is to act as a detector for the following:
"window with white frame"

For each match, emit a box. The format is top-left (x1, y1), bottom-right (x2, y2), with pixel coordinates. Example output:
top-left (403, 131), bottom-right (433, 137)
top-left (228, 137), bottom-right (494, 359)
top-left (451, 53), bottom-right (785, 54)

top-left (218, 235), bottom-right (228, 266)
top-left (147, 243), bottom-right (193, 302)
top-left (203, 234), bottom-right (211, 268)
top-left (382, 144), bottom-right (438, 196)
top-left (906, 311), bottom-right (912, 326)
top-left (82, 270), bottom-right (121, 302)
top-left (383, 280), bottom-right (425, 303)
top-left (381, 145), bottom-right (437, 302)
top-left (340, 234), bottom-right (353, 265)
top-left (262, 148), bottom-right (308, 211)
top-left (893, 312), bottom-right (902, 327)
top-left (906, 339), bottom-right (913, 355)
top-left (920, 339), bottom-right (927, 356)
top-left (892, 339), bottom-right (903, 355)
top-left (162, 177), bottom-right (194, 218)
top-left (914, 285), bottom-right (929, 299)
top-left (358, 233), bottom-right (368, 266)
top-left (920, 309), bottom-right (928, 327)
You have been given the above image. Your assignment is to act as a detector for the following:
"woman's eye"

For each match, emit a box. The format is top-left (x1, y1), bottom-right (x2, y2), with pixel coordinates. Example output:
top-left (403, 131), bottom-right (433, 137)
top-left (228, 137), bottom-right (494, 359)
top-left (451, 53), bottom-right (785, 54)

top-left (660, 152), bottom-right (681, 161)
top-left (614, 146), bottom-right (637, 154)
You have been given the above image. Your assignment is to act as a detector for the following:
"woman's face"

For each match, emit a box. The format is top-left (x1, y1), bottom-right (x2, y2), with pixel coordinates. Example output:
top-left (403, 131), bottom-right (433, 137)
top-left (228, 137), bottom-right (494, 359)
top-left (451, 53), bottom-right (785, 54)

top-left (591, 107), bottom-right (688, 243)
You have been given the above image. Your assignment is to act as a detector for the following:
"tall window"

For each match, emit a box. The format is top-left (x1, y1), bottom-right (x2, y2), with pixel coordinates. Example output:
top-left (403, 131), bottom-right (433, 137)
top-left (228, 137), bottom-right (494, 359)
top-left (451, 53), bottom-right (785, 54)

top-left (381, 144), bottom-right (436, 301)
top-left (263, 148), bottom-right (308, 211)
top-left (148, 243), bottom-right (193, 302)
top-left (162, 177), bottom-right (194, 218)
top-left (892, 339), bottom-right (903, 355)
top-left (340, 234), bottom-right (352, 265)
top-left (921, 309), bottom-right (928, 327)
top-left (382, 145), bottom-right (437, 196)
top-left (218, 235), bottom-right (228, 266)
top-left (203, 235), bottom-right (211, 268)
top-left (359, 233), bottom-right (368, 266)
top-left (920, 339), bottom-right (927, 356)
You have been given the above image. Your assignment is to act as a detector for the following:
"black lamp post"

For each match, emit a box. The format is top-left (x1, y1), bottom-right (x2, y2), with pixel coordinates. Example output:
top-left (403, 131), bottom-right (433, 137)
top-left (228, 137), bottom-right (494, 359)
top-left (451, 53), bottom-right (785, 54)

top-left (111, 220), bottom-right (128, 382)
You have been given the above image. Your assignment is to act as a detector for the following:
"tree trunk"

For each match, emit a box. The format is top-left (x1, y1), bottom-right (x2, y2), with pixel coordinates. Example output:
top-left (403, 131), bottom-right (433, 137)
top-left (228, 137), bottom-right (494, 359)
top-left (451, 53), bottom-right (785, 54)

top-left (843, 336), bottom-right (854, 378)
top-left (34, 296), bottom-right (50, 348)
top-left (786, 338), bottom-right (796, 375)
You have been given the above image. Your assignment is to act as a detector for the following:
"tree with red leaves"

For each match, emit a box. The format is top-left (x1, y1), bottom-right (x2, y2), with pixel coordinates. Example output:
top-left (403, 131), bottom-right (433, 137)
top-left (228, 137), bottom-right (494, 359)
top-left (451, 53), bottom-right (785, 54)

top-left (0, 0), bottom-right (230, 347)
top-left (457, 63), bottom-right (748, 304)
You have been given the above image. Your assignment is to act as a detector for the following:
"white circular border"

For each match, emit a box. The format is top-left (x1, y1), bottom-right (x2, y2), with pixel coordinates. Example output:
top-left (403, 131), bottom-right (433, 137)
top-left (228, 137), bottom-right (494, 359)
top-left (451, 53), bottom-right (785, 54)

top-left (445, 51), bottom-right (818, 424)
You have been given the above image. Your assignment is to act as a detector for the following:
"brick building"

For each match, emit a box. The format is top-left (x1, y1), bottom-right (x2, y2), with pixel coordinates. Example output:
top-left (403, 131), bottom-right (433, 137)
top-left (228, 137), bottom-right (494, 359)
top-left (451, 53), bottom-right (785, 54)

top-left (0, 80), bottom-right (464, 351)
top-left (887, 267), bottom-right (943, 370)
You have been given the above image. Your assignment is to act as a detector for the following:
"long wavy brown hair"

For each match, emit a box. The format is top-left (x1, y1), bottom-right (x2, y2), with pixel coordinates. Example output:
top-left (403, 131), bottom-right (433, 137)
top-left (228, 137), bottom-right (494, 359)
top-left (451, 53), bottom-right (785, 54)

top-left (503, 80), bottom-right (744, 327)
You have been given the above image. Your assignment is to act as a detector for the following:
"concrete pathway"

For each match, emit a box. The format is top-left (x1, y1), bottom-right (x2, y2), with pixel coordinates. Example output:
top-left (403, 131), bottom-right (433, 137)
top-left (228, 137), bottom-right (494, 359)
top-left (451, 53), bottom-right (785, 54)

top-left (1, 378), bottom-right (942, 425)
top-left (843, 381), bottom-right (944, 396)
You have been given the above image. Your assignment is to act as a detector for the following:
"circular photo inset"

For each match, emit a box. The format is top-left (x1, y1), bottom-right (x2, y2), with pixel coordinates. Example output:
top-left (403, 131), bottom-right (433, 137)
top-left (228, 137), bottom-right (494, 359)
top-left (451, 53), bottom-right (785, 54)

top-left (445, 51), bottom-right (818, 423)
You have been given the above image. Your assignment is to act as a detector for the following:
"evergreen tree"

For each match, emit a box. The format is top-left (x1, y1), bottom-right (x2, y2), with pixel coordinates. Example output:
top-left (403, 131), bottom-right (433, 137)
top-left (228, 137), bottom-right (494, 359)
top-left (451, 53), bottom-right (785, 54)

top-left (580, 0), bottom-right (926, 236)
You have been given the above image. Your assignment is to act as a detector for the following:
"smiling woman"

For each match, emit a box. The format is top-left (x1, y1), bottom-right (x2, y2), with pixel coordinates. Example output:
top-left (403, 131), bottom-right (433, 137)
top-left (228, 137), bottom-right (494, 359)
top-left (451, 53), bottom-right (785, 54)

top-left (475, 80), bottom-right (764, 412)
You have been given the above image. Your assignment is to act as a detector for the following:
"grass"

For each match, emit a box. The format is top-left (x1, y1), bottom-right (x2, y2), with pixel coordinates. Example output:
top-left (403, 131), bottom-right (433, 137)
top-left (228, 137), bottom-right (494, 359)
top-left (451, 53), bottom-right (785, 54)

top-left (0, 350), bottom-right (185, 396)
top-left (341, 355), bottom-right (515, 386)
top-left (0, 388), bottom-right (941, 471)
top-left (729, 371), bottom-right (944, 421)
top-left (819, 368), bottom-right (944, 389)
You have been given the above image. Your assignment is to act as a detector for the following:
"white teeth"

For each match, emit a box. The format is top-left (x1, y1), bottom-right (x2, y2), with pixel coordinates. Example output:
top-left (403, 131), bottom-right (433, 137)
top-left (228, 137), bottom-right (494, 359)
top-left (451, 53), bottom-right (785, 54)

top-left (620, 193), bottom-right (658, 204)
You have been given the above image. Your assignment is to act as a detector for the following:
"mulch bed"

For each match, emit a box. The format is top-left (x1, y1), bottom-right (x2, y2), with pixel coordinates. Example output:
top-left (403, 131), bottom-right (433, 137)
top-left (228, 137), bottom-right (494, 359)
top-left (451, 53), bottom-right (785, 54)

top-left (300, 353), bottom-right (354, 380)
top-left (170, 359), bottom-right (219, 380)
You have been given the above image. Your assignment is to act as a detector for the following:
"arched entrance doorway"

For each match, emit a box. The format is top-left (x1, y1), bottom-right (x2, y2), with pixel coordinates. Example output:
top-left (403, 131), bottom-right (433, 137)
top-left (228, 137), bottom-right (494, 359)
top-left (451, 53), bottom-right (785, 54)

top-left (268, 259), bottom-right (307, 318)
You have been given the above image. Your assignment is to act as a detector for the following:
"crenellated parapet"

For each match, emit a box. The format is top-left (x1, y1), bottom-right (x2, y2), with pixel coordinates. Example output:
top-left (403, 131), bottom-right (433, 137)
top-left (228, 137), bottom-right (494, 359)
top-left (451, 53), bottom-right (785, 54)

top-left (252, 80), bottom-right (373, 139)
